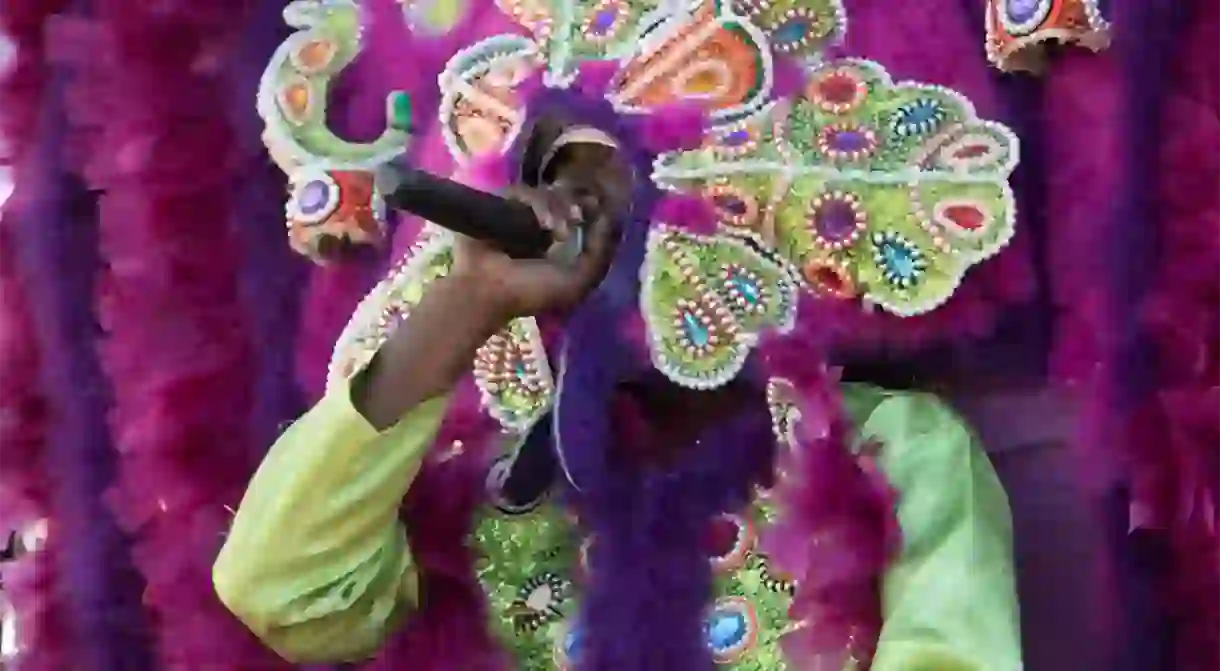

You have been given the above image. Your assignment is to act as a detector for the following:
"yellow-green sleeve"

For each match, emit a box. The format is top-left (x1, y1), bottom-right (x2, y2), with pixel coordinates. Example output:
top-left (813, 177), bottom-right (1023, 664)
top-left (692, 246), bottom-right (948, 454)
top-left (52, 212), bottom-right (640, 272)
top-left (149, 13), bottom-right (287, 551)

top-left (212, 378), bottom-right (449, 664)
top-left (850, 388), bottom-right (1022, 671)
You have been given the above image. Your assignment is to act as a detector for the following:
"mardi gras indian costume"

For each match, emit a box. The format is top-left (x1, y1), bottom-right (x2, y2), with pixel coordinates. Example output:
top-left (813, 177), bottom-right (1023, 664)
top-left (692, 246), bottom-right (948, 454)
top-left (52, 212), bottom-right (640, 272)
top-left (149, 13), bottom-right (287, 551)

top-left (984, 0), bottom-right (1111, 73)
top-left (216, 1), bottom-right (1024, 668)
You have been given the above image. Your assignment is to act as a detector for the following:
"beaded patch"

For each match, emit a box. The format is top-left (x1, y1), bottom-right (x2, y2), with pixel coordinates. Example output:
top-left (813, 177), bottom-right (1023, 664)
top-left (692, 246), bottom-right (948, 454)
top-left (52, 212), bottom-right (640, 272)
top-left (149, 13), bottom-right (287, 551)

top-left (985, 0), bottom-right (1111, 74)
top-left (327, 228), bottom-right (552, 431)
top-left (327, 228), bottom-right (454, 390)
top-left (654, 57), bottom-right (1020, 317)
top-left (765, 377), bottom-right (801, 447)
top-left (475, 503), bottom-right (580, 669)
top-left (285, 165), bottom-right (387, 261)
top-left (326, 227), bottom-right (552, 431)
top-left (473, 319), bottom-right (555, 431)
top-left (258, 0), bottom-right (414, 259)
top-left (473, 494), bottom-right (800, 669)
top-left (257, 0), bottom-right (412, 170)
top-left (641, 226), bottom-right (797, 389)
top-left (438, 36), bottom-right (541, 163)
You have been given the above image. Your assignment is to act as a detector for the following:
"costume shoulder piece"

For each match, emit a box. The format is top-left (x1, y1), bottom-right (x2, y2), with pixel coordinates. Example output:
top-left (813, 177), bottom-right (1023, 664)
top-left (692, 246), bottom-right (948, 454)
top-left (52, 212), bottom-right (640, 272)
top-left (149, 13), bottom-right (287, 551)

top-left (985, 0), bottom-right (1111, 73)
top-left (258, 0), bottom-right (1020, 429)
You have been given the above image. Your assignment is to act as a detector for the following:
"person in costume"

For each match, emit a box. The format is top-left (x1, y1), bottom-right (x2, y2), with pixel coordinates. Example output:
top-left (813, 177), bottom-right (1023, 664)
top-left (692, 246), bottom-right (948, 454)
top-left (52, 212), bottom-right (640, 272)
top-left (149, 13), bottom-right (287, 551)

top-left (216, 1), bottom-right (1024, 668)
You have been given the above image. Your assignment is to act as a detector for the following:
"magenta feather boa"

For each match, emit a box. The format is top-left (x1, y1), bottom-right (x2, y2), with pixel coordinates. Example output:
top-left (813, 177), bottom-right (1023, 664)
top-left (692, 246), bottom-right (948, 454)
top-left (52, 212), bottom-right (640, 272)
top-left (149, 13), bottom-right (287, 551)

top-left (0, 217), bottom-right (67, 671)
top-left (0, 3), bottom-right (72, 667)
top-left (1128, 2), bottom-right (1219, 667)
top-left (48, 1), bottom-right (290, 666)
top-left (761, 324), bottom-right (902, 669)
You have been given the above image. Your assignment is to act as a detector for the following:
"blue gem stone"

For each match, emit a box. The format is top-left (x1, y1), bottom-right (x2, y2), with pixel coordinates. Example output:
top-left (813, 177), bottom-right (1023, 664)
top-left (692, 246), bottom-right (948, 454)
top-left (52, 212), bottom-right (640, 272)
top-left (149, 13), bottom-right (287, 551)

top-left (515, 361), bottom-right (528, 378)
top-left (894, 99), bottom-right (944, 135)
top-left (1006, 0), bottom-right (1043, 24)
top-left (681, 311), bottom-right (711, 347)
top-left (878, 240), bottom-right (921, 282)
top-left (729, 276), bottom-right (761, 305)
top-left (706, 607), bottom-right (749, 651)
top-left (298, 180), bottom-right (330, 215)
top-left (564, 625), bottom-right (584, 663)
top-left (774, 18), bottom-right (811, 44)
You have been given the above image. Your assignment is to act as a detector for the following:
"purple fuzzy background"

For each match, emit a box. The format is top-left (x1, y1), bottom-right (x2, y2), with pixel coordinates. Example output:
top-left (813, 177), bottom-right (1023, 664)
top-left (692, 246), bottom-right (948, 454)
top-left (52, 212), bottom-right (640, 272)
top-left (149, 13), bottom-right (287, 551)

top-left (0, 0), bottom-right (1214, 668)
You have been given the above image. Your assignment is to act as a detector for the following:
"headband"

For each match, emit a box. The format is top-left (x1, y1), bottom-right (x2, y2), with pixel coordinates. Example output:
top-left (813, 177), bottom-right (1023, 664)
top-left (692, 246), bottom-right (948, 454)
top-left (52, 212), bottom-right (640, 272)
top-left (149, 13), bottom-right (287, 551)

top-left (536, 126), bottom-right (619, 184)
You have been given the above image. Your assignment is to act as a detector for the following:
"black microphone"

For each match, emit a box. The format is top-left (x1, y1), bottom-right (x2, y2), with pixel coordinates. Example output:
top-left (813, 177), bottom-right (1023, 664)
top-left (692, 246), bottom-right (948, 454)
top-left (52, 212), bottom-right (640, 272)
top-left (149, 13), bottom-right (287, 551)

top-left (377, 160), bottom-right (555, 259)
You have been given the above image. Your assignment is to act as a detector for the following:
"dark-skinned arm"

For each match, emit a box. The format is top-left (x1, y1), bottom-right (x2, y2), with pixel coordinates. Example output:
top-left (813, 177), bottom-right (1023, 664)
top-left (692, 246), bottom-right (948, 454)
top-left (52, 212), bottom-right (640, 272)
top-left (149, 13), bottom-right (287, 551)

top-left (213, 276), bottom-right (501, 664)
top-left (214, 132), bottom-right (620, 663)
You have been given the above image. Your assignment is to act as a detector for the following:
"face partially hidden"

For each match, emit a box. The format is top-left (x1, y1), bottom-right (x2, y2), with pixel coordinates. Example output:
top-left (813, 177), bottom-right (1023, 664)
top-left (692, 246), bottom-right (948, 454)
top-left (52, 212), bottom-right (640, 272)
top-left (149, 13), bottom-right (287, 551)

top-left (524, 121), bottom-right (762, 465)
top-left (540, 142), bottom-right (635, 230)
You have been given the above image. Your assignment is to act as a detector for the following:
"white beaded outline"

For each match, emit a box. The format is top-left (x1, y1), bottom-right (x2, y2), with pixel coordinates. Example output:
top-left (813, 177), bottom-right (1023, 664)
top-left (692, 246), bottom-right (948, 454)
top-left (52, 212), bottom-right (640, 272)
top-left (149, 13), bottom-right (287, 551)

top-left (648, 59), bottom-right (1021, 318)
top-left (639, 226), bottom-right (798, 390)
top-left (998, 0), bottom-right (1053, 37)
top-left (325, 226), bottom-right (455, 391)
top-left (257, 0), bottom-right (409, 172)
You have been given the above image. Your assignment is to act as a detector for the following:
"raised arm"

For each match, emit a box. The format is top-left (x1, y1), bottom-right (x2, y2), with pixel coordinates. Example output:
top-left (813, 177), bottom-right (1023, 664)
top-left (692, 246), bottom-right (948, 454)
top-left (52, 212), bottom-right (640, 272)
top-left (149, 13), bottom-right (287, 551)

top-left (213, 145), bottom-right (623, 662)
top-left (852, 387), bottom-right (1023, 671)
top-left (212, 275), bottom-right (501, 663)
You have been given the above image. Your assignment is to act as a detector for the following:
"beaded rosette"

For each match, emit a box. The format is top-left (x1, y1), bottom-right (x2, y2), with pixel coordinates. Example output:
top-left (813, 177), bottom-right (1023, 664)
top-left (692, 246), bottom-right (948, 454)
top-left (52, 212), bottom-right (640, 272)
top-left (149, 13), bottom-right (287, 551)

top-left (260, 0), bottom-right (1020, 665)
top-left (985, 0), bottom-right (1111, 73)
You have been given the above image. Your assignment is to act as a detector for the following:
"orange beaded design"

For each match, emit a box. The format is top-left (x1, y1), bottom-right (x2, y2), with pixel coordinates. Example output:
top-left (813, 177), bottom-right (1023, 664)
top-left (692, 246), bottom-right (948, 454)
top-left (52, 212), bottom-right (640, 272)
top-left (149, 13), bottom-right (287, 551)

top-left (985, 0), bottom-right (1111, 74)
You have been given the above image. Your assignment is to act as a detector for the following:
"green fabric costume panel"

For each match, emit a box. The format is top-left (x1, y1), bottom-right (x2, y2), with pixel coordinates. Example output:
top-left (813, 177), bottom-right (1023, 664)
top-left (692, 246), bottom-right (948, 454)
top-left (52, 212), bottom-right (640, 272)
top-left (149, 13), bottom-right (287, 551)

top-left (214, 377), bottom-right (449, 663)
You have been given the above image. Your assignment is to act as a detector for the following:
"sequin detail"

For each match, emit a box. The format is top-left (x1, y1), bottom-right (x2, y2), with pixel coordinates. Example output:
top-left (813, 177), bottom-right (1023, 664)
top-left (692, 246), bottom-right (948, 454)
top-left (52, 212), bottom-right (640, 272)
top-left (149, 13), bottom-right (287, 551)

top-left (809, 191), bottom-right (866, 248)
top-left (507, 572), bottom-right (570, 631)
top-left (705, 597), bottom-right (759, 662)
top-left (872, 232), bottom-right (926, 288)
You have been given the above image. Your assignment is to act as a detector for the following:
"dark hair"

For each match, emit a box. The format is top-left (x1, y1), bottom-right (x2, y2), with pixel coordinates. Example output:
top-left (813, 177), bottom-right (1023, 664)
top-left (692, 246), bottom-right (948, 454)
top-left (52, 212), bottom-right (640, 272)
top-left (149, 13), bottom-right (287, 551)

top-left (517, 115), bottom-right (569, 187)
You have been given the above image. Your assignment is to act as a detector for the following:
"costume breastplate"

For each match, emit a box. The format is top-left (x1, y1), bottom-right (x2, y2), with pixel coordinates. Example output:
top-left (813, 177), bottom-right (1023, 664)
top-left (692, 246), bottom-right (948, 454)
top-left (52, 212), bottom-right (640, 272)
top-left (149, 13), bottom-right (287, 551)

top-left (474, 492), bottom-right (796, 669)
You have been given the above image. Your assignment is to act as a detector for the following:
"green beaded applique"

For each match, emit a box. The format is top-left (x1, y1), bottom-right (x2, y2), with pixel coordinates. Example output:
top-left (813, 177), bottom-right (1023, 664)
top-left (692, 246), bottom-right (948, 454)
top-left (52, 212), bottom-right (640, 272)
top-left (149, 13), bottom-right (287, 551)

top-left (642, 226), bottom-right (798, 388)
top-left (654, 57), bottom-right (1019, 317)
top-left (475, 504), bottom-right (582, 669)
top-left (257, 0), bottom-right (410, 169)
top-left (473, 319), bottom-right (555, 432)
top-left (328, 228), bottom-right (454, 387)
top-left (472, 499), bottom-right (801, 669)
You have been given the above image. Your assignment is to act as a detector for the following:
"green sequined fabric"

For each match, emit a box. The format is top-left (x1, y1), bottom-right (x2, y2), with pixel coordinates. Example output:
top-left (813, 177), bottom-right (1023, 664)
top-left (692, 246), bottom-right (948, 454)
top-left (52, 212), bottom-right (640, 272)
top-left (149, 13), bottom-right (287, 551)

top-left (473, 495), bottom-right (798, 669)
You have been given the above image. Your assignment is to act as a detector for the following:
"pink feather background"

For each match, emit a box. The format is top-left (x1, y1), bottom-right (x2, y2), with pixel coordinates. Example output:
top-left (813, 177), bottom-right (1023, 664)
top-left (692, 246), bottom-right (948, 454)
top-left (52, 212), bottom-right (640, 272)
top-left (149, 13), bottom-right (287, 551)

top-left (0, 0), bottom-right (1214, 668)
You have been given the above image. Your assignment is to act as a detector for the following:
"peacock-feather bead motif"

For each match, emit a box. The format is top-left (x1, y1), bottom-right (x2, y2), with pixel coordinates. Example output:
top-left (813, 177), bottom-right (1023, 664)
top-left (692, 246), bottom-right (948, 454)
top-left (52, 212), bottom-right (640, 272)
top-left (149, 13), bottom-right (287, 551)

top-left (642, 227), bottom-right (797, 389)
top-left (473, 319), bottom-right (554, 432)
top-left (654, 56), bottom-right (1019, 318)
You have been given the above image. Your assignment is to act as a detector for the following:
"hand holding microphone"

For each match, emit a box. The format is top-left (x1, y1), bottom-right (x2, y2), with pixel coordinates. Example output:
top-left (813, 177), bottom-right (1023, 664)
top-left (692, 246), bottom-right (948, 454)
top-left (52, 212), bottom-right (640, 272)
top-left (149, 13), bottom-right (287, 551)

top-left (284, 119), bottom-right (628, 320)
top-left (371, 152), bottom-right (626, 321)
top-left (447, 184), bottom-right (619, 322)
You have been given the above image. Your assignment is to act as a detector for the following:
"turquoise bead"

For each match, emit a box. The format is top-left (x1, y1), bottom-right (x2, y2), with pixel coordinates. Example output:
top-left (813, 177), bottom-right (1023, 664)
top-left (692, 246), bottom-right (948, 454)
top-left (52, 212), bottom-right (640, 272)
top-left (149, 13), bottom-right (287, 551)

top-left (682, 311), bottom-right (711, 346)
